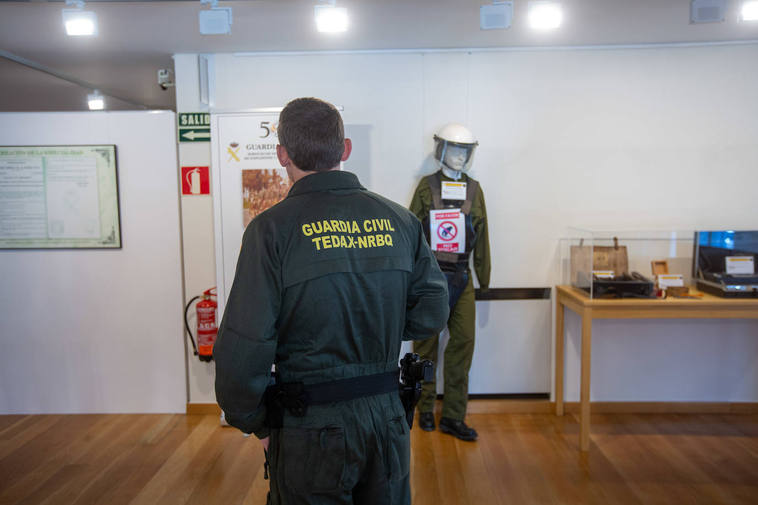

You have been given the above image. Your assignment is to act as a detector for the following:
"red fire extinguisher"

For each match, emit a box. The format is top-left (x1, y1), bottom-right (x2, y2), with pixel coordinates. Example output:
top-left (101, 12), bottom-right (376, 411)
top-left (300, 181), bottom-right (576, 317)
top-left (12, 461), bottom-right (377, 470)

top-left (184, 287), bottom-right (217, 362)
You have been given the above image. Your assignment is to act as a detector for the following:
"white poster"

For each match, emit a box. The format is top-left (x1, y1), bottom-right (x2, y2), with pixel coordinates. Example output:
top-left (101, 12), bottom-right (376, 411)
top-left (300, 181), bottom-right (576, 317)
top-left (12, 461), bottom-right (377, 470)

top-left (218, 114), bottom-right (279, 170)
top-left (216, 113), bottom-right (292, 227)
top-left (430, 208), bottom-right (465, 253)
top-left (0, 146), bottom-right (120, 249)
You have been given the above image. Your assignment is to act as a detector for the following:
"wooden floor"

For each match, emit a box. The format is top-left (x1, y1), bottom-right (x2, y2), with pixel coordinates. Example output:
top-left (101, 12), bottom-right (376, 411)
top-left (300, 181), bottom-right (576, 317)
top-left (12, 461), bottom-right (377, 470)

top-left (1, 411), bottom-right (757, 505)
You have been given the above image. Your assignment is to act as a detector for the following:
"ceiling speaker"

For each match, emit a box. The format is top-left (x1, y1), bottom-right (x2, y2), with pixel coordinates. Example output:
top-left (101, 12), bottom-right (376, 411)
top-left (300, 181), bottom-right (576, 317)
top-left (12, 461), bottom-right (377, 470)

top-left (690, 0), bottom-right (727, 24)
top-left (199, 7), bottom-right (233, 35)
top-left (480, 2), bottom-right (513, 30)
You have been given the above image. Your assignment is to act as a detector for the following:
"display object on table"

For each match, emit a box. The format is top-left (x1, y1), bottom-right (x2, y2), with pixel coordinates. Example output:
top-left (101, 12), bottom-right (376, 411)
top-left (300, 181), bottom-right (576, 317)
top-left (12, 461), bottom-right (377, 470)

top-left (570, 237), bottom-right (654, 298)
top-left (694, 230), bottom-right (758, 298)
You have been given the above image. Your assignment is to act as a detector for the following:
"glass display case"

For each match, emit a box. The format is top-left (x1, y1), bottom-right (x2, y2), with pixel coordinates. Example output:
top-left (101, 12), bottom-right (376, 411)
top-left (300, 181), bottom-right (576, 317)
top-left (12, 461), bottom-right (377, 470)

top-left (559, 228), bottom-right (696, 299)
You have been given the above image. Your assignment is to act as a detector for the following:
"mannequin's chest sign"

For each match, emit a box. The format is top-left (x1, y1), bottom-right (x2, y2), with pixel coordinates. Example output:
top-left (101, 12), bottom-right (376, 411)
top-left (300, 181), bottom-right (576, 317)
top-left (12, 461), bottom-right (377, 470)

top-left (441, 181), bottom-right (466, 200)
top-left (430, 209), bottom-right (465, 253)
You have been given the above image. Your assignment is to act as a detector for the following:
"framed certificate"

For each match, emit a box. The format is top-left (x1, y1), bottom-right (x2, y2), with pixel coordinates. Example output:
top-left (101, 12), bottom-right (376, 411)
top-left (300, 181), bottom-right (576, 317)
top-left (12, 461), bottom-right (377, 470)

top-left (0, 145), bottom-right (121, 249)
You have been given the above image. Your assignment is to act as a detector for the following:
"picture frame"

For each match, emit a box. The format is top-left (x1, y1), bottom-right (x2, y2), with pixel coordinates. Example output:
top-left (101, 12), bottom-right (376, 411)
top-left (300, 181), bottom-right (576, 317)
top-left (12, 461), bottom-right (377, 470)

top-left (0, 145), bottom-right (122, 249)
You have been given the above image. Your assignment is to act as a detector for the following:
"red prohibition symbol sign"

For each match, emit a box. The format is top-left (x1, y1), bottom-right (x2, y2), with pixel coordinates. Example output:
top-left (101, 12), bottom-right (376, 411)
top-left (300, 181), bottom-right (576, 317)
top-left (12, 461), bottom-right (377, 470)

top-left (437, 221), bottom-right (458, 241)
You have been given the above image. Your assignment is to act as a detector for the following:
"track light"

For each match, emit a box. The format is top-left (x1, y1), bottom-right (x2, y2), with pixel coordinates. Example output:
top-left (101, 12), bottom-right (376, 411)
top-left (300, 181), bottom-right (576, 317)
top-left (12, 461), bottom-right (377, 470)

top-left (528, 1), bottom-right (563, 30)
top-left (88, 90), bottom-right (104, 110)
top-left (62, 0), bottom-right (98, 36)
top-left (315, 1), bottom-right (348, 33)
top-left (742, 1), bottom-right (758, 21)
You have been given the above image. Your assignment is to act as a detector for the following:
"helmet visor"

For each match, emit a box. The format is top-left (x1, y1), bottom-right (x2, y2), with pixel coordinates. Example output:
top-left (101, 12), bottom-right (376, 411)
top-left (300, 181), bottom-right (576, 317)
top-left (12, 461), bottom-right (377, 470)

top-left (434, 138), bottom-right (477, 172)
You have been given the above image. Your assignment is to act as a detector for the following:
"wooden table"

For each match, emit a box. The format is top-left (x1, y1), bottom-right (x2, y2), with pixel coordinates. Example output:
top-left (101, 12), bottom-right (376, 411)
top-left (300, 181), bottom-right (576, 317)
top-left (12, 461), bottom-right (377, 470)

top-left (554, 285), bottom-right (758, 451)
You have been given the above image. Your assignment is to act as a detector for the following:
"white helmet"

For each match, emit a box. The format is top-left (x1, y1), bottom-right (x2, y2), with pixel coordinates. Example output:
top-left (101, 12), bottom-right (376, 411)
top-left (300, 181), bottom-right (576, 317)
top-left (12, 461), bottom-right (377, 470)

top-left (433, 123), bottom-right (478, 173)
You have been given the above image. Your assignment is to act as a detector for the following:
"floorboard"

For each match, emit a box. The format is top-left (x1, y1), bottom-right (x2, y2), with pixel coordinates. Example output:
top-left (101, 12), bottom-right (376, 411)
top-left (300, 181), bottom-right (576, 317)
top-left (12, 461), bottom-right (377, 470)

top-left (1, 411), bottom-right (756, 505)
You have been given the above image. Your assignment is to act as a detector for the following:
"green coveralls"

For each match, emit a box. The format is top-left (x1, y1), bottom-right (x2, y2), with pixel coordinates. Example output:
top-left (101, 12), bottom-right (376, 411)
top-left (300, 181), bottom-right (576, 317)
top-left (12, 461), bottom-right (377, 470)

top-left (215, 171), bottom-right (449, 505)
top-left (409, 170), bottom-right (491, 421)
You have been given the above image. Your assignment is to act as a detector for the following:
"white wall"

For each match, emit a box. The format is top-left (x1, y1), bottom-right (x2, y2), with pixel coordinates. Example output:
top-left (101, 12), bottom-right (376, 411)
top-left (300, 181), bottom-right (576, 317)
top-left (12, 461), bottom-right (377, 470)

top-left (0, 111), bottom-right (186, 414)
top-left (176, 42), bottom-right (758, 403)
top-left (174, 55), bottom-right (219, 403)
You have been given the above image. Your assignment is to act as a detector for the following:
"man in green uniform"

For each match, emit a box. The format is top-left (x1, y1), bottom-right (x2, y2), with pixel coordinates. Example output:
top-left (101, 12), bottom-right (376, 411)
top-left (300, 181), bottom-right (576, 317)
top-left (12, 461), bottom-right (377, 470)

top-left (214, 97), bottom-right (449, 505)
top-left (409, 123), bottom-right (491, 442)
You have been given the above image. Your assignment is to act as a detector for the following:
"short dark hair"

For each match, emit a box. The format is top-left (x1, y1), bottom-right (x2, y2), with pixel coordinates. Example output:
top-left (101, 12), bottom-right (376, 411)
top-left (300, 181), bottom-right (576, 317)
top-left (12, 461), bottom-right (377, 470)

top-left (278, 97), bottom-right (345, 172)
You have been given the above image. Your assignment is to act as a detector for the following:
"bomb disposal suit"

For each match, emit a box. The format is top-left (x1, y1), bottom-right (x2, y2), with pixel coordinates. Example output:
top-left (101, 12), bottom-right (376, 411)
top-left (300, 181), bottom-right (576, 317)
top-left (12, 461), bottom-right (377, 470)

top-left (409, 124), bottom-right (491, 432)
top-left (215, 170), bottom-right (449, 505)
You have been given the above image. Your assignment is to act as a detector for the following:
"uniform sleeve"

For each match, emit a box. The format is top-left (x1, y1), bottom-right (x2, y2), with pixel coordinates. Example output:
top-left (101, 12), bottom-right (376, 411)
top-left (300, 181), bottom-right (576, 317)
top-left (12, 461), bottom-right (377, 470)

top-left (403, 216), bottom-right (449, 341)
top-left (214, 217), bottom-right (281, 439)
top-left (409, 179), bottom-right (430, 222)
top-left (472, 185), bottom-right (491, 291)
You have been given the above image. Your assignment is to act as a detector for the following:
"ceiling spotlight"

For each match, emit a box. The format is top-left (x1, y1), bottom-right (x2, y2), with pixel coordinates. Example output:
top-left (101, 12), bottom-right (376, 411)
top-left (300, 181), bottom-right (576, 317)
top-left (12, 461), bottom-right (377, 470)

top-left (87, 91), bottom-right (104, 110)
top-left (199, 0), bottom-right (233, 35)
top-left (742, 0), bottom-right (758, 21)
top-left (315, 1), bottom-right (348, 33)
top-left (528, 1), bottom-right (563, 30)
top-left (62, 0), bottom-right (98, 36)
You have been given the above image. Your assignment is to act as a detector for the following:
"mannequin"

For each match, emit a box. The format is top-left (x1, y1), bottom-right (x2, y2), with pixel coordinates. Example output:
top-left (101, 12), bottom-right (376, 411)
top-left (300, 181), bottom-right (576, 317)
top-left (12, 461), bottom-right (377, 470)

top-left (409, 123), bottom-right (491, 441)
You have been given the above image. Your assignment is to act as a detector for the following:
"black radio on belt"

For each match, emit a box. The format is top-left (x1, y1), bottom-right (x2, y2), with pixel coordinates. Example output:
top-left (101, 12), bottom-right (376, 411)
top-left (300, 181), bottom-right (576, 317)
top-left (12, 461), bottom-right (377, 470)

top-left (399, 352), bottom-right (433, 383)
top-left (399, 352), bottom-right (433, 429)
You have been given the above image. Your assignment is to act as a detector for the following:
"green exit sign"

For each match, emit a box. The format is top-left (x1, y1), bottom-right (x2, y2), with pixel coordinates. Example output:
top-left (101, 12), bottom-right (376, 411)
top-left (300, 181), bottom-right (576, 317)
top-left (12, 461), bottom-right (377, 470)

top-left (178, 112), bottom-right (211, 142)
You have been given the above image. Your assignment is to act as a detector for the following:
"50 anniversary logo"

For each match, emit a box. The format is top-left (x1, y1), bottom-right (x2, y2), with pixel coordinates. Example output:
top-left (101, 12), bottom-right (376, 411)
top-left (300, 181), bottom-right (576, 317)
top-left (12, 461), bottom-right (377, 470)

top-left (227, 121), bottom-right (279, 163)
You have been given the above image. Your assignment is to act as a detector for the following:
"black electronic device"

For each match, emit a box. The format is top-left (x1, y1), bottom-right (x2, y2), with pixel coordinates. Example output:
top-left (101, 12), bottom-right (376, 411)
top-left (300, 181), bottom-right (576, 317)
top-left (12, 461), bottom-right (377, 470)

top-left (693, 231), bottom-right (758, 298)
top-left (577, 271), bottom-right (655, 299)
top-left (399, 353), bottom-right (433, 429)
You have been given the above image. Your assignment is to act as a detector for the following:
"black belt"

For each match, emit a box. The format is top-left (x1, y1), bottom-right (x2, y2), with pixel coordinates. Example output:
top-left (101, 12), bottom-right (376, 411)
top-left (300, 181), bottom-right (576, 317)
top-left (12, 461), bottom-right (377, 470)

top-left (306, 371), bottom-right (399, 404)
top-left (265, 371), bottom-right (400, 425)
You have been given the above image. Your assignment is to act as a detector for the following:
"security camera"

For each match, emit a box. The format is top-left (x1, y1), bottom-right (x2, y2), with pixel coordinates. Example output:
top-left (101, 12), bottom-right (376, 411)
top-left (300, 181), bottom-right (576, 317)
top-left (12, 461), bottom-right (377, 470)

top-left (157, 69), bottom-right (174, 90)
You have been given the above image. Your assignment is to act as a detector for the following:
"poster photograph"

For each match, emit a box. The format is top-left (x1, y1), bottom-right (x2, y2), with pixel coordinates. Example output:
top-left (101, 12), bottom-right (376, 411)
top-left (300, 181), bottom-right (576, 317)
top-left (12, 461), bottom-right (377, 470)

top-left (0, 145), bottom-right (121, 249)
top-left (242, 168), bottom-right (292, 227)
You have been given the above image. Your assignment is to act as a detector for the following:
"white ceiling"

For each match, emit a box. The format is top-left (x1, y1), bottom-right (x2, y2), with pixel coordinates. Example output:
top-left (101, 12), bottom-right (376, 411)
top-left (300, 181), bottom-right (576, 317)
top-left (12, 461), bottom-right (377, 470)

top-left (1, 0), bottom-right (757, 111)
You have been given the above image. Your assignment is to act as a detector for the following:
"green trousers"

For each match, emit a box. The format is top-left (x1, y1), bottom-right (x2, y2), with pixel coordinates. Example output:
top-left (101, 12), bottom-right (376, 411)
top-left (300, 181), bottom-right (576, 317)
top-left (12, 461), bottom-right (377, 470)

top-left (266, 392), bottom-right (410, 505)
top-left (413, 275), bottom-right (476, 421)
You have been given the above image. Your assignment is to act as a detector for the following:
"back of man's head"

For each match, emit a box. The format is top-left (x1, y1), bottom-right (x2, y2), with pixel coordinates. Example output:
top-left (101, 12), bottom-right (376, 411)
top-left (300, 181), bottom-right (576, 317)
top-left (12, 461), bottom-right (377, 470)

top-left (278, 97), bottom-right (345, 172)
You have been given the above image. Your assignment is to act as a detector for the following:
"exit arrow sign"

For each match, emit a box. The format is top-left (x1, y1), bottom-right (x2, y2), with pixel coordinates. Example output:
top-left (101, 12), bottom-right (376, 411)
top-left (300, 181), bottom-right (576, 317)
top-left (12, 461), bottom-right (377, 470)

top-left (181, 129), bottom-right (211, 141)
top-left (178, 112), bottom-right (211, 142)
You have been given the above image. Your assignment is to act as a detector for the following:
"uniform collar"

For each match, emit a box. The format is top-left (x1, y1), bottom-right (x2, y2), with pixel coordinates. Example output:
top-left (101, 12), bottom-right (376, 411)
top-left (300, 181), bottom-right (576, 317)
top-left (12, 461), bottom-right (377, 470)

top-left (287, 170), bottom-right (364, 197)
top-left (438, 169), bottom-right (469, 182)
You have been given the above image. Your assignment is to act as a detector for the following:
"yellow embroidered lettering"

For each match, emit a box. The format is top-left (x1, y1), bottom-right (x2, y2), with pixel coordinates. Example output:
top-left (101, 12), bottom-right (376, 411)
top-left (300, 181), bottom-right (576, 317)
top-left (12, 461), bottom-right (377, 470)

top-left (351, 221), bottom-right (361, 234)
top-left (385, 234), bottom-right (393, 246)
top-left (322, 221), bottom-right (333, 233)
top-left (368, 235), bottom-right (377, 247)
top-left (312, 221), bottom-right (323, 234)
top-left (312, 237), bottom-right (322, 250)
top-left (363, 220), bottom-right (373, 233)
top-left (302, 223), bottom-right (313, 236)
top-left (340, 236), bottom-right (348, 248)
top-left (358, 236), bottom-right (368, 248)
top-left (322, 236), bottom-right (332, 249)
top-left (376, 235), bottom-right (385, 247)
